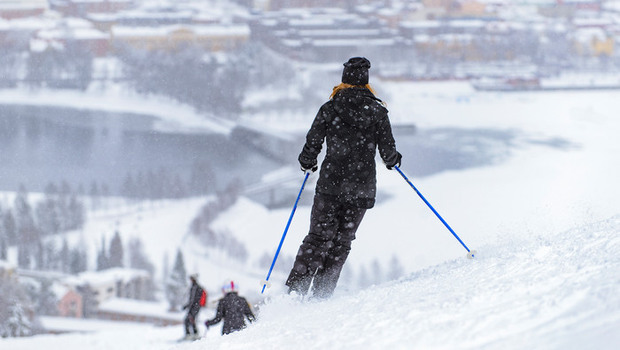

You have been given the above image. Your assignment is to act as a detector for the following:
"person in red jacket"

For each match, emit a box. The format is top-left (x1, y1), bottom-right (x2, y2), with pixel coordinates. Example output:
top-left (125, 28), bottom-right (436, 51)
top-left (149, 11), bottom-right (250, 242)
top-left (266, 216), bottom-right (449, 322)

top-left (285, 57), bottom-right (402, 299)
top-left (205, 280), bottom-right (255, 335)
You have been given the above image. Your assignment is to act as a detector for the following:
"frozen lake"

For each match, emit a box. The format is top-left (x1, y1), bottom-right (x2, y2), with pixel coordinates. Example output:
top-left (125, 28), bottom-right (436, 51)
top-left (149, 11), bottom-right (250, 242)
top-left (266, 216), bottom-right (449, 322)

top-left (0, 104), bottom-right (281, 195)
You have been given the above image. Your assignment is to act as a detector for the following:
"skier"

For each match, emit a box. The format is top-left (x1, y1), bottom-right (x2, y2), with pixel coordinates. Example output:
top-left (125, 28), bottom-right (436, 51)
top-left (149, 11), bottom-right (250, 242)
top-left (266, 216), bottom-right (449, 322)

top-left (285, 57), bottom-right (402, 299)
top-left (182, 273), bottom-right (206, 340)
top-left (205, 280), bottom-right (255, 335)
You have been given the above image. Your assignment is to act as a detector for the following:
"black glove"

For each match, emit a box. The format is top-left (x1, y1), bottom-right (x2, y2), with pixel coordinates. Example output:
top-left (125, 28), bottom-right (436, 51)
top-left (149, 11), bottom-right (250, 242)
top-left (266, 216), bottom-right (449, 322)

top-left (385, 152), bottom-right (402, 170)
top-left (182, 304), bottom-right (188, 310)
top-left (299, 158), bottom-right (318, 174)
top-left (300, 165), bottom-right (318, 174)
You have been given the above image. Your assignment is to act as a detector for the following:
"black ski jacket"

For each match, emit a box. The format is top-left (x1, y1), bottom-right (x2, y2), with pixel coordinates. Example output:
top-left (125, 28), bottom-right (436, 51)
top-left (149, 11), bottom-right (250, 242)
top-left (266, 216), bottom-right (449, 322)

top-left (205, 292), bottom-right (255, 335)
top-left (299, 87), bottom-right (400, 208)
top-left (184, 282), bottom-right (204, 312)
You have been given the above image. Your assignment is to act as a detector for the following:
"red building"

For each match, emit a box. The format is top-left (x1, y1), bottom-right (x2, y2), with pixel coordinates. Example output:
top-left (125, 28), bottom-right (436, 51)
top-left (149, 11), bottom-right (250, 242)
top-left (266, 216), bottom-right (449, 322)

top-left (55, 286), bottom-right (84, 318)
top-left (0, 0), bottom-right (47, 19)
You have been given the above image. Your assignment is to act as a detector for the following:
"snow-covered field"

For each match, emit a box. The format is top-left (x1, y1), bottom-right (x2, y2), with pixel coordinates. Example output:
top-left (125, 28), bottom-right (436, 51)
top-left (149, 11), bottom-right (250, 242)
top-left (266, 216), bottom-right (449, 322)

top-left (2, 81), bottom-right (620, 349)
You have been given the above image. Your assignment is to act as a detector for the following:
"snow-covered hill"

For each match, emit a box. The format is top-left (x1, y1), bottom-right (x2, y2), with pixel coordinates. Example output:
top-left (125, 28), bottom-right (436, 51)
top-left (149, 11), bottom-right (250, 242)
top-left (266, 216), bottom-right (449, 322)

top-left (196, 216), bottom-right (620, 350)
top-left (4, 215), bottom-right (619, 350)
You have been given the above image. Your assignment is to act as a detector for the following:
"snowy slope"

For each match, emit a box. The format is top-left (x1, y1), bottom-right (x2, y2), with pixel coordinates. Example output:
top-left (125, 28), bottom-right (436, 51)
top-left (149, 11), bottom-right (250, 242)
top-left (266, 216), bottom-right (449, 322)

top-left (195, 216), bottom-right (620, 350)
top-left (4, 216), bottom-right (619, 350)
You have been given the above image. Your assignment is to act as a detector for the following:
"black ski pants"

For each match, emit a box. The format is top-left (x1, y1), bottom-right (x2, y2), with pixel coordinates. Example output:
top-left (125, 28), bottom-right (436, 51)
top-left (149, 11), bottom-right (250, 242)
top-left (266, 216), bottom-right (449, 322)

top-left (285, 194), bottom-right (366, 298)
top-left (184, 307), bottom-right (200, 335)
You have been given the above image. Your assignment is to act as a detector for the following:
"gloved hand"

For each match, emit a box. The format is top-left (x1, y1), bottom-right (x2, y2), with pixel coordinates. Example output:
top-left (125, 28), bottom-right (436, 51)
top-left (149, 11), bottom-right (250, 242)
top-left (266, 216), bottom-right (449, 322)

top-left (299, 158), bottom-right (318, 174)
top-left (385, 152), bottom-right (402, 170)
top-left (300, 165), bottom-right (318, 174)
top-left (182, 304), bottom-right (188, 310)
top-left (204, 321), bottom-right (210, 329)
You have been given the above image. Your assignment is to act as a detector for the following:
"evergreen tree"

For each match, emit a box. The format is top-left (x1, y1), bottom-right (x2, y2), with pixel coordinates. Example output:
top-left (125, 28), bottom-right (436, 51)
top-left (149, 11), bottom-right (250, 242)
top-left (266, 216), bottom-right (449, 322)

top-left (15, 185), bottom-right (39, 247)
top-left (128, 237), bottom-right (154, 275)
top-left (0, 275), bottom-right (33, 338)
top-left (56, 181), bottom-right (71, 231)
top-left (60, 239), bottom-right (70, 273)
top-left (17, 244), bottom-right (30, 269)
top-left (0, 224), bottom-right (7, 260)
top-left (135, 171), bottom-right (146, 199)
top-left (69, 247), bottom-right (87, 274)
top-left (89, 181), bottom-right (100, 210)
top-left (0, 236), bottom-right (6, 260)
top-left (14, 186), bottom-right (40, 269)
top-left (166, 249), bottom-right (187, 311)
top-left (26, 46), bottom-right (59, 88)
top-left (370, 259), bottom-right (383, 286)
top-left (128, 239), bottom-right (157, 300)
top-left (162, 252), bottom-right (169, 286)
top-left (3, 209), bottom-right (17, 245)
top-left (76, 285), bottom-right (98, 319)
top-left (146, 169), bottom-right (161, 199)
top-left (387, 255), bottom-right (405, 281)
top-left (35, 199), bottom-right (59, 236)
top-left (358, 265), bottom-right (371, 289)
top-left (108, 231), bottom-right (124, 268)
top-left (67, 193), bottom-right (85, 230)
top-left (121, 172), bottom-right (136, 199)
top-left (339, 263), bottom-right (355, 291)
top-left (64, 41), bottom-right (93, 90)
top-left (34, 240), bottom-right (44, 270)
top-left (96, 236), bottom-right (109, 271)
top-left (37, 279), bottom-right (59, 316)
top-left (36, 182), bottom-right (61, 236)
top-left (43, 241), bottom-right (59, 271)
top-left (4, 303), bottom-right (32, 337)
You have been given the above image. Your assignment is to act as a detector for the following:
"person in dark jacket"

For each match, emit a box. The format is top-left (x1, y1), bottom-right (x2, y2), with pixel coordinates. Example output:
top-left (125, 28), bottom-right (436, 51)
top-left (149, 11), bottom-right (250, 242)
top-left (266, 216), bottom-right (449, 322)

top-left (205, 280), bottom-right (255, 335)
top-left (182, 273), bottom-right (206, 340)
top-left (285, 57), bottom-right (402, 299)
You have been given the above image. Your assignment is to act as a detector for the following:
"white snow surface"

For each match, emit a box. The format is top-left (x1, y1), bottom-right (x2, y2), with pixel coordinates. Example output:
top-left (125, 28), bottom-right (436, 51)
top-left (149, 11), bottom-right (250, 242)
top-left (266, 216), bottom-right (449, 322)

top-left (2, 81), bottom-right (620, 349)
top-left (5, 217), bottom-right (620, 349)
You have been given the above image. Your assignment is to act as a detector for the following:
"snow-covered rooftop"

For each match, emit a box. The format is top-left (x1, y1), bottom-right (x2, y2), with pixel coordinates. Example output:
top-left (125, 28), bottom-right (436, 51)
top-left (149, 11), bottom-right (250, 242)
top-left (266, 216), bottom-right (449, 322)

top-left (294, 28), bottom-right (383, 37)
top-left (0, 259), bottom-right (16, 270)
top-left (574, 27), bottom-right (608, 41)
top-left (111, 24), bottom-right (250, 37)
top-left (400, 20), bottom-right (442, 29)
top-left (37, 27), bottom-right (109, 40)
top-left (448, 20), bottom-right (487, 28)
top-left (51, 283), bottom-right (72, 299)
top-left (0, 0), bottom-right (48, 11)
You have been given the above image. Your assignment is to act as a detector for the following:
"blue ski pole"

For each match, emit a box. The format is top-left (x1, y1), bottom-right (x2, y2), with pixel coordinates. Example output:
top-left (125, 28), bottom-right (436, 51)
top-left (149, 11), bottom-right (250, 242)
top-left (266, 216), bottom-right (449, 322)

top-left (261, 172), bottom-right (310, 293)
top-left (394, 165), bottom-right (476, 259)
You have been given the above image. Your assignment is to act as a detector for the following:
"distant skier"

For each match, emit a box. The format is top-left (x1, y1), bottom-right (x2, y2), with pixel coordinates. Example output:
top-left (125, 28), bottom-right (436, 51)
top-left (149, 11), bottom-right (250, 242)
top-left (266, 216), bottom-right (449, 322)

top-left (285, 57), bottom-right (402, 299)
top-left (205, 280), bottom-right (255, 335)
top-left (182, 273), bottom-right (207, 340)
